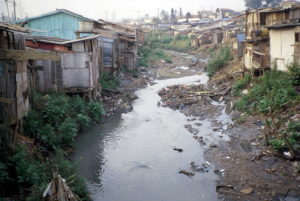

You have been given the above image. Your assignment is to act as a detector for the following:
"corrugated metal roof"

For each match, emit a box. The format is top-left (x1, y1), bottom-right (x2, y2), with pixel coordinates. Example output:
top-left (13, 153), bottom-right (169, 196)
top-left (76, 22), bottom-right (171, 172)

top-left (266, 22), bottom-right (300, 28)
top-left (0, 22), bottom-right (29, 33)
top-left (13, 9), bottom-right (91, 24)
top-left (11, 9), bottom-right (93, 40)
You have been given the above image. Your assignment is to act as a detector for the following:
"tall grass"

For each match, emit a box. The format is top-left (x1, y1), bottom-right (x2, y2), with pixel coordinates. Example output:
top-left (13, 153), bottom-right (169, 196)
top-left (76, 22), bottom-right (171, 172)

top-left (206, 46), bottom-right (231, 78)
top-left (144, 30), bottom-right (192, 52)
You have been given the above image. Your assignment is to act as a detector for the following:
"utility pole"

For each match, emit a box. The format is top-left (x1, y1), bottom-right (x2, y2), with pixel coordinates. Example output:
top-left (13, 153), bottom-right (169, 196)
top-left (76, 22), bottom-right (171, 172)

top-left (13, 0), bottom-right (16, 21)
top-left (19, 0), bottom-right (21, 19)
top-left (5, 0), bottom-right (9, 22)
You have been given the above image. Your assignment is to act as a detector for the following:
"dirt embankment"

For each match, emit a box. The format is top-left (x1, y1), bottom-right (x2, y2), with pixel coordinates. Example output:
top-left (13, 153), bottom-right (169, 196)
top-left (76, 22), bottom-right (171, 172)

top-left (154, 46), bottom-right (300, 201)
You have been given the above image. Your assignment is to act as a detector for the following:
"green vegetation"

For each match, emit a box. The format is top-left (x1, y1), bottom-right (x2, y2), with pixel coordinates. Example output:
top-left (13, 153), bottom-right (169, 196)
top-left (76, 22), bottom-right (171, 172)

top-left (144, 30), bottom-right (193, 52)
top-left (233, 62), bottom-right (300, 115)
top-left (232, 61), bottom-right (300, 153)
top-left (99, 73), bottom-right (118, 90)
top-left (236, 115), bottom-right (247, 124)
top-left (206, 46), bottom-right (231, 78)
top-left (0, 92), bottom-right (105, 200)
top-left (138, 46), bottom-right (172, 65)
top-left (231, 73), bottom-right (251, 96)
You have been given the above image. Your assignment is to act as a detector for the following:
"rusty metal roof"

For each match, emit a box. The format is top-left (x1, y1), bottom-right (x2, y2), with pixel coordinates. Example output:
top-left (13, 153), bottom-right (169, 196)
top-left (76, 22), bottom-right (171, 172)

top-left (0, 22), bottom-right (29, 33)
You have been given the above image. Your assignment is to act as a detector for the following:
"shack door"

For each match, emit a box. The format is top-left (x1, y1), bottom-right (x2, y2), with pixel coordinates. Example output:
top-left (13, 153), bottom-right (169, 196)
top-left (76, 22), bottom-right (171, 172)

top-left (103, 38), bottom-right (114, 70)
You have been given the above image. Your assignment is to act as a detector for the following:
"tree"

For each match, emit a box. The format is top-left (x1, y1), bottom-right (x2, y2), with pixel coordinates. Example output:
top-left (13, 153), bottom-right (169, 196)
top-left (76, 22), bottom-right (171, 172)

top-left (171, 8), bottom-right (176, 22)
top-left (197, 11), bottom-right (202, 20)
top-left (152, 17), bottom-right (161, 24)
top-left (185, 12), bottom-right (192, 22)
top-left (244, 0), bottom-right (262, 9)
top-left (160, 9), bottom-right (170, 23)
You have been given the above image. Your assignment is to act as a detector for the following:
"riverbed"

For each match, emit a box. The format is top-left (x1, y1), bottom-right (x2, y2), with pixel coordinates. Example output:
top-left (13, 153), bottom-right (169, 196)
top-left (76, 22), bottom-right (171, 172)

top-left (72, 73), bottom-right (235, 201)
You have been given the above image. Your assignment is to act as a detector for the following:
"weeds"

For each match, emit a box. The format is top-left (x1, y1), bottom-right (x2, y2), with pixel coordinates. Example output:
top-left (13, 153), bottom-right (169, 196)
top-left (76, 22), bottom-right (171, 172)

top-left (233, 95), bottom-right (249, 112)
top-left (99, 73), bottom-right (118, 90)
top-left (206, 46), bottom-right (231, 78)
top-left (231, 73), bottom-right (251, 96)
top-left (145, 30), bottom-right (192, 52)
top-left (234, 62), bottom-right (300, 115)
top-left (236, 115), bottom-right (247, 124)
top-left (88, 101), bottom-right (105, 122)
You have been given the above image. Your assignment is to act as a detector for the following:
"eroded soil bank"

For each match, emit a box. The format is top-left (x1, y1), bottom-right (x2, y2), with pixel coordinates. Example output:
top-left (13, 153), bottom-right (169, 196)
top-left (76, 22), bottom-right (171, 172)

top-left (154, 51), bottom-right (300, 200)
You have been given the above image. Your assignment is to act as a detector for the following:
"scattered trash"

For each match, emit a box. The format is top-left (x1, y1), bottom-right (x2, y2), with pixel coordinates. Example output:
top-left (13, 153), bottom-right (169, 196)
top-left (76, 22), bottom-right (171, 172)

top-left (157, 101), bottom-right (161, 107)
top-left (220, 169), bottom-right (225, 172)
top-left (173, 147), bottom-right (183, 152)
top-left (206, 161), bottom-right (211, 166)
top-left (284, 151), bottom-right (291, 157)
top-left (240, 188), bottom-right (253, 195)
top-left (219, 96), bottom-right (224, 102)
top-left (265, 169), bottom-right (276, 173)
top-left (210, 144), bottom-right (217, 147)
top-left (214, 169), bottom-right (219, 172)
top-left (179, 170), bottom-right (194, 176)
top-left (251, 142), bottom-right (260, 146)
top-left (190, 161), bottom-right (209, 172)
top-left (242, 89), bottom-right (248, 94)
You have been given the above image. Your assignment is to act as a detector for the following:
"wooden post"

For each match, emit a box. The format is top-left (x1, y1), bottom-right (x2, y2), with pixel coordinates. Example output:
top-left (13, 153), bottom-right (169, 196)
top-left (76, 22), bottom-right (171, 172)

top-left (52, 164), bottom-right (58, 197)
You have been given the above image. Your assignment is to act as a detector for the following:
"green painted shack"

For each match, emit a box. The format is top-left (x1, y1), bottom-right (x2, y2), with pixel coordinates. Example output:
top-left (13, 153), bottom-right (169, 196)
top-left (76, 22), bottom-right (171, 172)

top-left (13, 9), bottom-right (93, 40)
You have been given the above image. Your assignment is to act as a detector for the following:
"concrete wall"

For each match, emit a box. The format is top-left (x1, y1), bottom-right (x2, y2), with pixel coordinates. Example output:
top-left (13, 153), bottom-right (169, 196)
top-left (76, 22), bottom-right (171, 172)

top-left (270, 27), bottom-right (295, 71)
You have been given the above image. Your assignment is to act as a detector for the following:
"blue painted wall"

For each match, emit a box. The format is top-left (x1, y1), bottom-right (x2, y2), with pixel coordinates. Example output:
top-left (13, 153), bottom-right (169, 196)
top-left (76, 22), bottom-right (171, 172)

top-left (22, 11), bottom-right (93, 40)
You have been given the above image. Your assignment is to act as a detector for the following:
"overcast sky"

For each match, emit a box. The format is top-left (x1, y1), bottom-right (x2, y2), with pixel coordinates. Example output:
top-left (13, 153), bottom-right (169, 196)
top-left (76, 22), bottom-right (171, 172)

top-left (1, 0), bottom-right (246, 22)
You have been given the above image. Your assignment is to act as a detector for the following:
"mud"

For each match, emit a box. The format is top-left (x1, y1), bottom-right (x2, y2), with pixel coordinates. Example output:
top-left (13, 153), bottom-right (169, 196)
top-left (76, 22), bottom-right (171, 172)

top-left (153, 50), bottom-right (300, 200)
top-left (102, 48), bottom-right (300, 200)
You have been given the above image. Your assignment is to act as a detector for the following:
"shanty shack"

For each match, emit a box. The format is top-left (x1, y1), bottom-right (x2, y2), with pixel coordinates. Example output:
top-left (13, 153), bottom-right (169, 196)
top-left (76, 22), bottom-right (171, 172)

top-left (268, 23), bottom-right (300, 71)
top-left (77, 20), bottom-right (144, 71)
top-left (0, 23), bottom-right (61, 123)
top-left (25, 35), bottom-right (111, 101)
top-left (13, 9), bottom-right (93, 40)
top-left (244, 5), bottom-right (300, 72)
top-left (213, 31), bottom-right (224, 44)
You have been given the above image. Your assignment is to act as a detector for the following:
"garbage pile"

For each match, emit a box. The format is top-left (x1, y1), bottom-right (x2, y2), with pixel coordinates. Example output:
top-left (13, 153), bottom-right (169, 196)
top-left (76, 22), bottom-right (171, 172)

top-left (158, 84), bottom-right (212, 110)
top-left (102, 92), bottom-right (138, 115)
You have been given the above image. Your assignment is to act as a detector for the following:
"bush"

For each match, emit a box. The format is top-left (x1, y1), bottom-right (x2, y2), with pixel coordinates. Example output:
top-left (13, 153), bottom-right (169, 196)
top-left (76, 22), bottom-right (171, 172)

top-left (99, 73), bottom-right (118, 90)
top-left (207, 46), bottom-right (231, 78)
top-left (88, 101), bottom-right (105, 122)
top-left (24, 110), bottom-right (44, 138)
top-left (234, 95), bottom-right (249, 111)
top-left (231, 73), bottom-right (251, 96)
top-left (43, 96), bottom-right (69, 126)
top-left (76, 114), bottom-right (91, 131)
top-left (58, 117), bottom-right (78, 147)
top-left (70, 95), bottom-right (86, 115)
top-left (40, 124), bottom-right (60, 150)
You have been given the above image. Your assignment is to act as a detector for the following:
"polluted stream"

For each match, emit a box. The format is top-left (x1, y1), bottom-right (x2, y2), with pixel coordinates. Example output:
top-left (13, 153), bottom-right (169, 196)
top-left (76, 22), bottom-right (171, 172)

top-left (72, 73), bottom-right (232, 201)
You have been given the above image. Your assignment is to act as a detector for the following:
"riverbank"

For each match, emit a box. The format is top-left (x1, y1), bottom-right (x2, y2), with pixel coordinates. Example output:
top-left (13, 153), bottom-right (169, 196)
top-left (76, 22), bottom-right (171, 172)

top-left (150, 47), bottom-right (300, 200)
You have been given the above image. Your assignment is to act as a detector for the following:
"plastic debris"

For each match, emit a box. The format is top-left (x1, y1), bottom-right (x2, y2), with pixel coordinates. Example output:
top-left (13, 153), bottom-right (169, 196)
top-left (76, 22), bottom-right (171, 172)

top-left (191, 161), bottom-right (209, 172)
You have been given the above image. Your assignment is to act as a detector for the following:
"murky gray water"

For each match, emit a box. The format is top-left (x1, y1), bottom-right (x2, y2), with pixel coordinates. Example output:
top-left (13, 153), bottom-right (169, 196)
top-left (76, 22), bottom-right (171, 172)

top-left (72, 73), bottom-right (232, 201)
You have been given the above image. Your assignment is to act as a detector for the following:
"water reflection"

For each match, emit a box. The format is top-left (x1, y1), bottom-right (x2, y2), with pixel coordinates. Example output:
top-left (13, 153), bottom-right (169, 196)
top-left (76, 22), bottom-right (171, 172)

top-left (72, 74), bottom-right (229, 201)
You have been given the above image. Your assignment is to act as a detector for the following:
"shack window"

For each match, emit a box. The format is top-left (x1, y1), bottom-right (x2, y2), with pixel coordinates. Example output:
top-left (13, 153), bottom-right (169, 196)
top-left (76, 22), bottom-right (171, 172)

top-left (260, 13), bottom-right (266, 25)
top-left (296, 33), bottom-right (299, 42)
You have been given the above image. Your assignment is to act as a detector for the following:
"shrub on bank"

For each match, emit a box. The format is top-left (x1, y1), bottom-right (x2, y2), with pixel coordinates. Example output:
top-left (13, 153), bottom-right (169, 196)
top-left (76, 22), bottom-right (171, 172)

top-left (144, 30), bottom-right (192, 52)
top-left (1, 92), bottom-right (105, 200)
top-left (232, 62), bottom-right (300, 153)
top-left (206, 46), bottom-right (231, 79)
